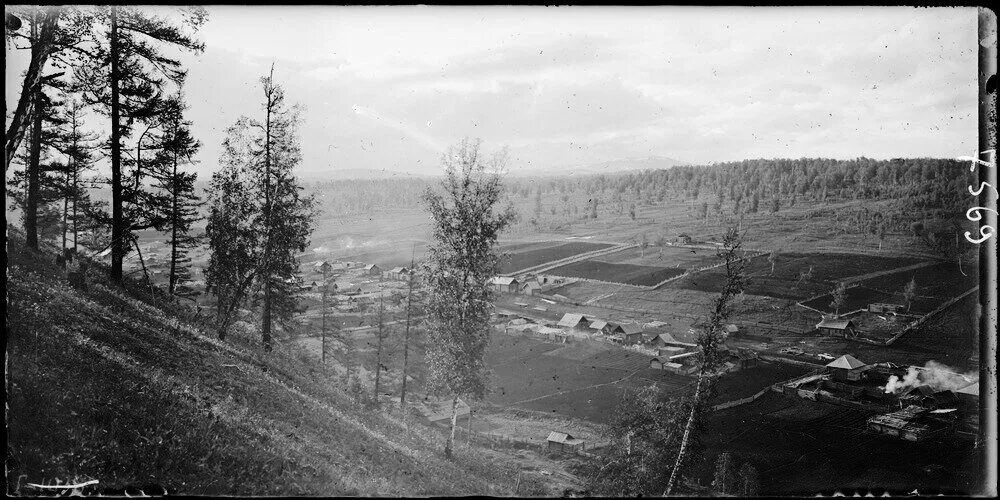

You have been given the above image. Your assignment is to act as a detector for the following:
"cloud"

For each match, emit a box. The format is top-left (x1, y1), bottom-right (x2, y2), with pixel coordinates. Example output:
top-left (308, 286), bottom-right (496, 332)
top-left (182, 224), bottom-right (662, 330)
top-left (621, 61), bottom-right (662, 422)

top-left (142, 6), bottom-right (981, 174)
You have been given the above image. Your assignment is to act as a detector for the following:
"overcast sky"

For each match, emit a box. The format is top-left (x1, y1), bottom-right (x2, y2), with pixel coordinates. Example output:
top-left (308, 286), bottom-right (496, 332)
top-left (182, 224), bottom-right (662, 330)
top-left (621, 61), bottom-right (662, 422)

top-left (5, 6), bottom-right (980, 176)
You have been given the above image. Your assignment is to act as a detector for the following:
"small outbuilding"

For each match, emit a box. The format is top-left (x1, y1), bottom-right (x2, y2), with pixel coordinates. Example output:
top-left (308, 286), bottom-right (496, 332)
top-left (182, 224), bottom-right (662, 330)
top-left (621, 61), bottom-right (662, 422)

top-left (363, 264), bottom-right (382, 276)
top-left (816, 317), bottom-right (857, 337)
top-left (650, 358), bottom-right (665, 370)
top-left (619, 323), bottom-right (644, 345)
top-left (546, 431), bottom-right (585, 453)
top-left (489, 276), bottom-right (520, 293)
top-left (825, 354), bottom-right (869, 381)
top-left (557, 313), bottom-right (593, 331)
top-left (521, 281), bottom-right (542, 295)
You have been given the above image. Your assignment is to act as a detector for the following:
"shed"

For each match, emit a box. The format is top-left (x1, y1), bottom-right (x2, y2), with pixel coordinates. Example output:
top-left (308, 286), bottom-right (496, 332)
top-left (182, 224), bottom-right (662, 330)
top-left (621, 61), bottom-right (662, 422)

top-left (489, 276), bottom-right (520, 293)
top-left (816, 317), bottom-right (857, 337)
top-left (314, 260), bottom-right (333, 274)
top-left (363, 264), bottom-right (382, 276)
top-left (650, 358), bottom-right (664, 370)
top-left (522, 281), bottom-right (542, 295)
top-left (386, 266), bottom-right (411, 280)
top-left (557, 313), bottom-right (593, 330)
top-left (620, 323), bottom-right (644, 345)
top-left (589, 319), bottom-right (610, 333)
top-left (825, 354), bottom-right (869, 381)
top-left (546, 431), bottom-right (585, 453)
top-left (647, 332), bottom-right (680, 349)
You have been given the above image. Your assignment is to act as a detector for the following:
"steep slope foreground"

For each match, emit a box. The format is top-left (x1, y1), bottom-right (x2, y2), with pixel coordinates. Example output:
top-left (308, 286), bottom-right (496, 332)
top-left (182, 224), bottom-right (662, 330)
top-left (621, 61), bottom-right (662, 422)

top-left (5, 229), bottom-right (531, 496)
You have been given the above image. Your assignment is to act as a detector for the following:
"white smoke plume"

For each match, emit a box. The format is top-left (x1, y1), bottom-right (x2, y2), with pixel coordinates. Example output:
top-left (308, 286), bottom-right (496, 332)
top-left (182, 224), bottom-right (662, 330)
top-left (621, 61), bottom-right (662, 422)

top-left (883, 360), bottom-right (977, 394)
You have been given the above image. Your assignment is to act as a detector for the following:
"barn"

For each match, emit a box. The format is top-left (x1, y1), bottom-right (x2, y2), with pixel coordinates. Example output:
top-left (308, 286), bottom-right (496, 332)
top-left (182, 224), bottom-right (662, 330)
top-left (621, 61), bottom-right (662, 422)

top-left (816, 317), bottom-right (857, 337)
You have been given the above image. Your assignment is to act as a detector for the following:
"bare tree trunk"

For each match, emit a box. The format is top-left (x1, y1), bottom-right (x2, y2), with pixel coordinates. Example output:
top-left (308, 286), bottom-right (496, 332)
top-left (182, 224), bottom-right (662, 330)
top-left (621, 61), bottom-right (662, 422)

top-left (110, 6), bottom-right (125, 284)
top-left (61, 164), bottom-right (70, 256)
top-left (5, 8), bottom-right (59, 173)
top-left (169, 150), bottom-right (179, 295)
top-left (374, 290), bottom-right (385, 404)
top-left (665, 372), bottom-right (704, 496)
top-left (25, 85), bottom-right (42, 250)
top-left (260, 65), bottom-right (274, 352)
top-left (400, 255), bottom-right (415, 409)
top-left (262, 282), bottom-right (272, 351)
top-left (445, 395), bottom-right (459, 458)
top-left (466, 407), bottom-right (472, 447)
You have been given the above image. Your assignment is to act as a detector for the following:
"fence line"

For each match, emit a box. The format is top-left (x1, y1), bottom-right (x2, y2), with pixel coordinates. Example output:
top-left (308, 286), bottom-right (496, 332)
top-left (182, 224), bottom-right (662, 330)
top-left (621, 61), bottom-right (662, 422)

top-left (514, 243), bottom-right (637, 276)
top-left (885, 286), bottom-right (979, 345)
top-left (711, 384), bottom-right (775, 411)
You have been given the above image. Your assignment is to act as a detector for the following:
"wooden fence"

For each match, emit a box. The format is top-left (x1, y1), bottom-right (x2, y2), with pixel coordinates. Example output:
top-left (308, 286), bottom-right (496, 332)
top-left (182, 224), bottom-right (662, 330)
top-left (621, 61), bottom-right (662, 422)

top-left (711, 384), bottom-right (776, 412)
top-left (885, 286), bottom-right (979, 345)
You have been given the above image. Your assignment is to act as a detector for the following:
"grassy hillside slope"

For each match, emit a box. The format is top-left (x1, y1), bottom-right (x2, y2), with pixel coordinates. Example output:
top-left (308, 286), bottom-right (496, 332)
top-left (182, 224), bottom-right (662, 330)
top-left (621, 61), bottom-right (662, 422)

top-left (5, 228), bottom-right (538, 496)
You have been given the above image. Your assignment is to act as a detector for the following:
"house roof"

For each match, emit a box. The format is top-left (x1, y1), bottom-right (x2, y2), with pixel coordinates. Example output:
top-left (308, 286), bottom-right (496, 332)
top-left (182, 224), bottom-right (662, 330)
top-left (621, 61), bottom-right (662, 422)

top-left (557, 313), bottom-right (590, 328)
top-left (490, 276), bottom-right (518, 286)
top-left (620, 323), bottom-right (644, 335)
top-left (546, 431), bottom-right (583, 444)
top-left (826, 354), bottom-right (866, 370)
top-left (589, 320), bottom-right (609, 330)
top-left (652, 332), bottom-right (679, 344)
top-left (816, 317), bottom-right (855, 330)
top-left (957, 382), bottom-right (979, 396)
top-left (669, 351), bottom-right (699, 361)
top-left (364, 264), bottom-right (379, 270)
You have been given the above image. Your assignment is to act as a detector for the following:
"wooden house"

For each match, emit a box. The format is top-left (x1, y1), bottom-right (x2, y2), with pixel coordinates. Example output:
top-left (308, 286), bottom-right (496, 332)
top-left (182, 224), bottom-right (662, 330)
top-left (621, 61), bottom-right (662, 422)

top-left (816, 317), bottom-right (857, 337)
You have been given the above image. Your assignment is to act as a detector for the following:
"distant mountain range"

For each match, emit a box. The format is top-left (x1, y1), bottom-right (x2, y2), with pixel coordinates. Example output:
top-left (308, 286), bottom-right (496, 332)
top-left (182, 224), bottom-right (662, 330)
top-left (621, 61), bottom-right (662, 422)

top-left (295, 167), bottom-right (433, 181)
top-left (294, 156), bottom-right (690, 181)
top-left (509, 155), bottom-right (691, 177)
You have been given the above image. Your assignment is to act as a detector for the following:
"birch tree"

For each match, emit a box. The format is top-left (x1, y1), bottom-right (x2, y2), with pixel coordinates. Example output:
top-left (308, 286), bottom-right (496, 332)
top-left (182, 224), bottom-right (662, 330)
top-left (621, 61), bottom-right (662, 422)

top-left (422, 138), bottom-right (516, 458)
top-left (665, 223), bottom-right (747, 495)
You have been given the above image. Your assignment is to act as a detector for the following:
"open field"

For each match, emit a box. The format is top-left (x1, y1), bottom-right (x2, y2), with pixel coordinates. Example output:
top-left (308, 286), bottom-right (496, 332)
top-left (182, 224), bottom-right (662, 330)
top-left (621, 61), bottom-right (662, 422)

top-left (595, 245), bottom-right (721, 268)
top-left (694, 393), bottom-right (980, 495)
top-left (859, 261), bottom-right (979, 300)
top-left (800, 285), bottom-right (939, 316)
top-left (801, 261), bottom-right (978, 317)
top-left (708, 361), bottom-right (810, 403)
top-left (485, 332), bottom-right (694, 424)
top-left (547, 259), bottom-right (685, 286)
top-left (499, 241), bottom-right (613, 274)
top-left (668, 252), bottom-right (928, 301)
